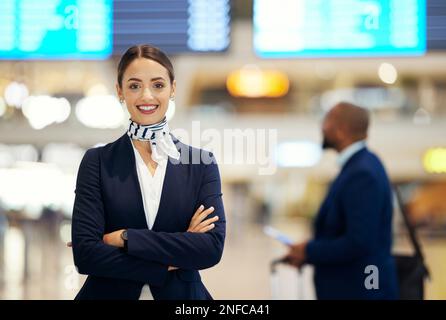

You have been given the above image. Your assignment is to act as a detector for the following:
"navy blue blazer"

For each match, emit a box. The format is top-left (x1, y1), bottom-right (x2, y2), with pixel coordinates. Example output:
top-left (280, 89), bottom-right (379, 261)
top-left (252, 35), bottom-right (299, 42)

top-left (306, 147), bottom-right (399, 300)
top-left (71, 133), bottom-right (226, 300)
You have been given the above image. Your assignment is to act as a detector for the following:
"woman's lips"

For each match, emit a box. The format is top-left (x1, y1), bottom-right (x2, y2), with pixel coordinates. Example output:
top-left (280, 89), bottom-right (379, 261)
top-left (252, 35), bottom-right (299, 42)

top-left (136, 104), bottom-right (158, 115)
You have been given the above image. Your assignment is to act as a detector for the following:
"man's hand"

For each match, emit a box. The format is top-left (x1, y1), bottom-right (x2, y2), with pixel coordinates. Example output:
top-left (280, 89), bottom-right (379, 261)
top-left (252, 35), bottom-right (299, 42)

top-left (283, 241), bottom-right (308, 268)
top-left (103, 229), bottom-right (125, 248)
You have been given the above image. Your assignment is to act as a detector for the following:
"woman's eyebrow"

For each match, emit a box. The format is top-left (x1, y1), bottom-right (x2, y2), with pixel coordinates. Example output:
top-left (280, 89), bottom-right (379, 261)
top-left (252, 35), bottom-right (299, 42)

top-left (151, 77), bottom-right (165, 81)
top-left (127, 77), bottom-right (165, 82)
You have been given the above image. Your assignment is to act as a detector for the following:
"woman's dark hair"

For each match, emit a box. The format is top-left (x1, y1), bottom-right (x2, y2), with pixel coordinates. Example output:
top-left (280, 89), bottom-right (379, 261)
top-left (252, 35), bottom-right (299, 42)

top-left (117, 44), bottom-right (175, 88)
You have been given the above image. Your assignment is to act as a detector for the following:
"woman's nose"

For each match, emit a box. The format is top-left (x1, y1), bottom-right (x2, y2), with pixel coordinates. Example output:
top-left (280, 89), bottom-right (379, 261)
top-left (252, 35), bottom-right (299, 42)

top-left (141, 87), bottom-right (154, 99)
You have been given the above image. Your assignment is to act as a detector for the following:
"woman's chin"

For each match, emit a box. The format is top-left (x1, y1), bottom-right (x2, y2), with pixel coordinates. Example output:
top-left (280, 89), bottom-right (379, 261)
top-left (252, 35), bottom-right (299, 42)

top-left (132, 112), bottom-right (166, 125)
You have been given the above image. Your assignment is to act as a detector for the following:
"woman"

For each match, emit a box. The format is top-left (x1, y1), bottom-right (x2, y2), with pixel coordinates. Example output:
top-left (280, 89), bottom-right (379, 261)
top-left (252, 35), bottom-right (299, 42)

top-left (71, 44), bottom-right (226, 300)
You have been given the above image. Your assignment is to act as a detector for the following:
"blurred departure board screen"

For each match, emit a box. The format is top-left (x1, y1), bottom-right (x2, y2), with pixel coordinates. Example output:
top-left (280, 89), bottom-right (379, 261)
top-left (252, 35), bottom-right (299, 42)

top-left (113, 0), bottom-right (230, 55)
top-left (254, 0), bottom-right (427, 58)
top-left (0, 0), bottom-right (230, 60)
top-left (0, 0), bottom-right (113, 60)
top-left (427, 0), bottom-right (446, 50)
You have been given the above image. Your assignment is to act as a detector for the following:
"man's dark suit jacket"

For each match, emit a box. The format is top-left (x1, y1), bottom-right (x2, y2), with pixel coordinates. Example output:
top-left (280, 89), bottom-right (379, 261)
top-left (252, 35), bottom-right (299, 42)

top-left (71, 133), bottom-right (226, 300)
top-left (306, 147), bottom-right (399, 300)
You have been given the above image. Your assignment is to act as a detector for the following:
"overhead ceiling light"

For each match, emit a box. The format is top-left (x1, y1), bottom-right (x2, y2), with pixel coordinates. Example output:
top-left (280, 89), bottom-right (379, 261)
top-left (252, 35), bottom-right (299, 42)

top-left (0, 163), bottom-right (76, 217)
top-left (0, 144), bottom-right (39, 168)
top-left (75, 95), bottom-right (124, 129)
top-left (42, 143), bottom-right (85, 173)
top-left (4, 81), bottom-right (29, 108)
top-left (423, 148), bottom-right (446, 174)
top-left (378, 63), bottom-right (398, 84)
top-left (275, 141), bottom-right (322, 167)
top-left (22, 95), bottom-right (71, 130)
top-left (226, 65), bottom-right (289, 98)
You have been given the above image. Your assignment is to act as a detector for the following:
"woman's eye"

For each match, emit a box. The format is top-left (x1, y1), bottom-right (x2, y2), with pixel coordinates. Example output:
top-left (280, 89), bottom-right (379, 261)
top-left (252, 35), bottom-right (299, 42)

top-left (129, 84), bottom-right (140, 89)
top-left (154, 83), bottom-right (164, 89)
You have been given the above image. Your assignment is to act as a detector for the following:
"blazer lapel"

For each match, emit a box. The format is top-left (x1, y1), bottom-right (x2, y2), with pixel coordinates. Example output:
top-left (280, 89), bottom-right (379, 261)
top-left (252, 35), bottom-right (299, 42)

top-left (110, 133), bottom-right (189, 232)
top-left (112, 133), bottom-right (187, 231)
top-left (118, 133), bottom-right (150, 229)
top-left (151, 135), bottom-right (186, 232)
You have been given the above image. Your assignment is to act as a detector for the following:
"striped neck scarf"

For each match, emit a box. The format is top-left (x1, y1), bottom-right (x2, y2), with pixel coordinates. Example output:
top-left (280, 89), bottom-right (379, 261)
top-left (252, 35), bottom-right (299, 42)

top-left (127, 117), bottom-right (180, 163)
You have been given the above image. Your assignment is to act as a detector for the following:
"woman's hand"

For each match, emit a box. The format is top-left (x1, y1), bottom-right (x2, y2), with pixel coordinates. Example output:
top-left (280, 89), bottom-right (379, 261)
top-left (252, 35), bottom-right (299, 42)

top-left (70, 230), bottom-right (177, 271)
top-left (168, 205), bottom-right (218, 272)
top-left (66, 229), bottom-right (125, 248)
top-left (100, 206), bottom-right (218, 271)
top-left (103, 229), bottom-right (125, 248)
top-left (187, 205), bottom-right (218, 233)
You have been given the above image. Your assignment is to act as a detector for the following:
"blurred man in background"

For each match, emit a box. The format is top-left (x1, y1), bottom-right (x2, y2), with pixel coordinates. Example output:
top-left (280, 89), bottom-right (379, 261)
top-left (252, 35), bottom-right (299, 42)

top-left (284, 102), bottom-right (399, 300)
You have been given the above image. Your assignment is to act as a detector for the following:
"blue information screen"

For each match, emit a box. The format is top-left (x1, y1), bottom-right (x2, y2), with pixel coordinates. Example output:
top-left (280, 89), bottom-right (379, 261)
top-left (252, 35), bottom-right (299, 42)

top-left (0, 0), bottom-right (112, 60)
top-left (254, 0), bottom-right (427, 58)
top-left (113, 0), bottom-right (230, 55)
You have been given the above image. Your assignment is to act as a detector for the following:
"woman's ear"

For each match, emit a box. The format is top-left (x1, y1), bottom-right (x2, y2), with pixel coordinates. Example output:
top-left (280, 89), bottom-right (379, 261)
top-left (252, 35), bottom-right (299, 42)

top-left (116, 83), bottom-right (123, 102)
top-left (170, 80), bottom-right (176, 99)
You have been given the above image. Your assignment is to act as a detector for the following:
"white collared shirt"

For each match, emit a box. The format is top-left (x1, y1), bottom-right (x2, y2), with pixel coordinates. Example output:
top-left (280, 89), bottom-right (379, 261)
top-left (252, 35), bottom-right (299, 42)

top-left (129, 137), bottom-right (168, 300)
top-left (336, 140), bottom-right (366, 168)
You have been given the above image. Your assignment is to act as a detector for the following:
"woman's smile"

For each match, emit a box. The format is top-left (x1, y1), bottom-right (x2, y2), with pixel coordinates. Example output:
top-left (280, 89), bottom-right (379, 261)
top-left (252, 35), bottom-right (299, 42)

top-left (136, 104), bottom-right (159, 115)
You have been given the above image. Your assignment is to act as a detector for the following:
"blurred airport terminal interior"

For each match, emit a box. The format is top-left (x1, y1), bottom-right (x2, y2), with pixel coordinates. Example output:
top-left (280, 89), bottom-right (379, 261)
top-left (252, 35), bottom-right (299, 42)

top-left (0, 0), bottom-right (445, 299)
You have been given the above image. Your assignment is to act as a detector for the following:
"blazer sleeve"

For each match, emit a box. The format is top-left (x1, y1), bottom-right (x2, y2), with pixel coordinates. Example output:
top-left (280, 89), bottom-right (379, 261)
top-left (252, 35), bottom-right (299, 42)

top-left (126, 152), bottom-right (226, 270)
top-left (305, 171), bottom-right (384, 265)
top-left (71, 148), bottom-right (168, 286)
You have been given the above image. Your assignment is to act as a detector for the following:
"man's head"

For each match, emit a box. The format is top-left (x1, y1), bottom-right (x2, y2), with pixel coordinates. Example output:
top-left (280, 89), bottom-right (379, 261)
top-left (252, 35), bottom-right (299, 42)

top-left (322, 102), bottom-right (370, 152)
